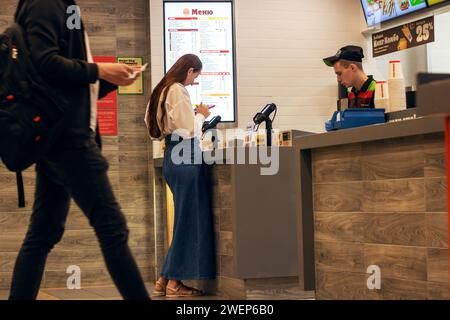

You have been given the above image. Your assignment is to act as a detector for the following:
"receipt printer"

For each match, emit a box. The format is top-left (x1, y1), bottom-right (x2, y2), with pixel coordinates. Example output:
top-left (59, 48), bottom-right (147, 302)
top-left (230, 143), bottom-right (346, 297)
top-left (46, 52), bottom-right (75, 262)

top-left (325, 108), bottom-right (386, 132)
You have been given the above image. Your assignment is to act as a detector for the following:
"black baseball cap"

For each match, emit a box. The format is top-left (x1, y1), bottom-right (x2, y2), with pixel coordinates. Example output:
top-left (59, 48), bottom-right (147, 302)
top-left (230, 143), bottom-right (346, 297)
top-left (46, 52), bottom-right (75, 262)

top-left (323, 45), bottom-right (364, 67)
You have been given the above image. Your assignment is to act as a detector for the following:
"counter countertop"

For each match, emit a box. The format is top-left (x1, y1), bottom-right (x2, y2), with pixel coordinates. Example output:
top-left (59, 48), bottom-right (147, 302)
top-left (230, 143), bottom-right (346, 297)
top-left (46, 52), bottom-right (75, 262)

top-left (153, 114), bottom-right (448, 167)
top-left (294, 114), bottom-right (447, 151)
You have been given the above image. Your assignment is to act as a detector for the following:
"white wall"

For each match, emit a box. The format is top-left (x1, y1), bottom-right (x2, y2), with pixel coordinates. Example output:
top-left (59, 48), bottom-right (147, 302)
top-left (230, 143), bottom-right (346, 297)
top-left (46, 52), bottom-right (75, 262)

top-left (150, 0), bottom-right (367, 133)
top-left (364, 45), bottom-right (428, 88)
top-left (427, 10), bottom-right (450, 73)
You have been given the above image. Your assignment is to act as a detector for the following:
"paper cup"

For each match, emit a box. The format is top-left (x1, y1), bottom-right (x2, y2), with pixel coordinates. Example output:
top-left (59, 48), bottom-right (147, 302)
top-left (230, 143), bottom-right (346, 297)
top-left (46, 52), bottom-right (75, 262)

top-left (389, 60), bottom-right (404, 80)
top-left (388, 78), bottom-right (406, 111)
top-left (375, 81), bottom-right (389, 100)
top-left (375, 98), bottom-right (390, 111)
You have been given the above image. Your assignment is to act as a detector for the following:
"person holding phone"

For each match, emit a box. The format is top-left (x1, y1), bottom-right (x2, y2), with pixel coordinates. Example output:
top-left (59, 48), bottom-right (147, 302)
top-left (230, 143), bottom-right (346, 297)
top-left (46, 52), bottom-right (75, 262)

top-left (144, 54), bottom-right (215, 297)
top-left (9, 0), bottom-right (150, 300)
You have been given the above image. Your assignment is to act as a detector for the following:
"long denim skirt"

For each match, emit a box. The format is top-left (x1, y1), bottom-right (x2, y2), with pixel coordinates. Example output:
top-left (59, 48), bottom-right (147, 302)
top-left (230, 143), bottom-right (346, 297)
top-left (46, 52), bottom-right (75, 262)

top-left (161, 134), bottom-right (216, 280)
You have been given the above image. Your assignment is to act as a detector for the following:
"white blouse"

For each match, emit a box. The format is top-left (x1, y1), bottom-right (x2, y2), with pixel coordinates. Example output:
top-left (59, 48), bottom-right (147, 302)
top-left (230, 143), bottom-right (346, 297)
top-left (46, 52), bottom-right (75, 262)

top-left (145, 83), bottom-right (205, 140)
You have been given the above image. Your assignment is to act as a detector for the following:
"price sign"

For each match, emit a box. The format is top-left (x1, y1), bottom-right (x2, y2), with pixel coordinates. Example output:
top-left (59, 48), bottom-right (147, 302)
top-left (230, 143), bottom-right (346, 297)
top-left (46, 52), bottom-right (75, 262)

top-left (372, 16), bottom-right (435, 57)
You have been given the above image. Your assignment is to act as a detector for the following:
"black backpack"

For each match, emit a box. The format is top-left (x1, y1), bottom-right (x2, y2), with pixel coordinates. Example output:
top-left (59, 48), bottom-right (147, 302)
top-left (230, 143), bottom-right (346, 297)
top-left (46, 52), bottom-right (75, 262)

top-left (0, 2), bottom-right (69, 207)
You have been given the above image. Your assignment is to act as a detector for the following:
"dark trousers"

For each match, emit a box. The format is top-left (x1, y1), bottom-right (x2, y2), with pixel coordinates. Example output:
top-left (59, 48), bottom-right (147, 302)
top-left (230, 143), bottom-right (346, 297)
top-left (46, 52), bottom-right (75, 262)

top-left (8, 138), bottom-right (149, 300)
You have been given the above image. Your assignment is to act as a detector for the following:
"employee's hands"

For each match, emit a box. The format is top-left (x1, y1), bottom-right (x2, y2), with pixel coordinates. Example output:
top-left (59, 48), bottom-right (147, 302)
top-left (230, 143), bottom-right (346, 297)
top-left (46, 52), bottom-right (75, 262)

top-left (195, 103), bottom-right (211, 118)
top-left (97, 62), bottom-right (136, 86)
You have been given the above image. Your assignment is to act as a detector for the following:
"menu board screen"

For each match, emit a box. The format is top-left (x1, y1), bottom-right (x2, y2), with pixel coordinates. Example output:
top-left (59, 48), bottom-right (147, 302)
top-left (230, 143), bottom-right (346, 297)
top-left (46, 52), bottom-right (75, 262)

top-left (164, 1), bottom-right (236, 123)
top-left (361, 0), bottom-right (427, 26)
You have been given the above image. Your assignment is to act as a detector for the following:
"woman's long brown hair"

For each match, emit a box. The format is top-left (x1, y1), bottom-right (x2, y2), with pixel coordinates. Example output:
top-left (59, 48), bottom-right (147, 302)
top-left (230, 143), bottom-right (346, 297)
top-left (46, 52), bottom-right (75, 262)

top-left (146, 54), bottom-right (202, 139)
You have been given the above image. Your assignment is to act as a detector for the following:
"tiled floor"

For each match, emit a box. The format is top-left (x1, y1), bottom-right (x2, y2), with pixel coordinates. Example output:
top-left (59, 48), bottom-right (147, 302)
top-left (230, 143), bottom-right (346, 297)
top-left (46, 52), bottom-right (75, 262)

top-left (0, 284), bottom-right (315, 300)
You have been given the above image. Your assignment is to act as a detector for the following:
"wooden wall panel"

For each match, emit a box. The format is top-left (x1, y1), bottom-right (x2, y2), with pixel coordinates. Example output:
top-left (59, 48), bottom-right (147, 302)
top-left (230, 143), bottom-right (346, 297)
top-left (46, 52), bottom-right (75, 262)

top-left (427, 248), bottom-right (449, 283)
top-left (364, 244), bottom-right (427, 281)
top-left (425, 133), bottom-right (447, 178)
top-left (362, 180), bottom-right (425, 212)
top-left (313, 182), bottom-right (363, 212)
top-left (363, 213), bottom-right (427, 246)
top-left (361, 151), bottom-right (424, 180)
top-left (0, 0), bottom-right (154, 292)
top-left (379, 278), bottom-right (428, 300)
top-left (425, 178), bottom-right (448, 212)
top-left (315, 241), bottom-right (364, 273)
top-left (426, 213), bottom-right (449, 248)
top-left (313, 158), bottom-right (362, 183)
top-left (428, 282), bottom-right (450, 300)
top-left (315, 269), bottom-right (367, 300)
top-left (314, 212), bottom-right (366, 243)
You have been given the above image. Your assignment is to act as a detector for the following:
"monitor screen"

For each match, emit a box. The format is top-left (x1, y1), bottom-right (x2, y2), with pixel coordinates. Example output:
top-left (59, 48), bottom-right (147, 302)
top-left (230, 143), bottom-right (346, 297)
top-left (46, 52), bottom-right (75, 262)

top-left (361, 0), bottom-right (427, 26)
top-left (417, 72), bottom-right (450, 85)
top-left (164, 1), bottom-right (236, 123)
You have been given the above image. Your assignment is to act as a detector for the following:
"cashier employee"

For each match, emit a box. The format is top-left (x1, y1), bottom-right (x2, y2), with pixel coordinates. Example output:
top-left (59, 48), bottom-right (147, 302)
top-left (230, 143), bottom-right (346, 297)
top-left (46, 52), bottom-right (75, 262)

top-left (323, 45), bottom-right (376, 108)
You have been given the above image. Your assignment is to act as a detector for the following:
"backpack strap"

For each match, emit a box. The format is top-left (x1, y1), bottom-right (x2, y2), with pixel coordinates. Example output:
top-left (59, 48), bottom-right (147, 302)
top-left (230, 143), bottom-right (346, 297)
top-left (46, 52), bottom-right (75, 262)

top-left (14, 0), bottom-right (27, 23)
top-left (16, 171), bottom-right (25, 208)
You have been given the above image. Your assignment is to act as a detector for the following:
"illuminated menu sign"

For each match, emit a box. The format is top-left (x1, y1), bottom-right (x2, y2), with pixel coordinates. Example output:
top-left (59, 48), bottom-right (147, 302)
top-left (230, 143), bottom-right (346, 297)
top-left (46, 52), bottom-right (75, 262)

top-left (361, 0), bottom-right (427, 27)
top-left (164, 1), bottom-right (236, 122)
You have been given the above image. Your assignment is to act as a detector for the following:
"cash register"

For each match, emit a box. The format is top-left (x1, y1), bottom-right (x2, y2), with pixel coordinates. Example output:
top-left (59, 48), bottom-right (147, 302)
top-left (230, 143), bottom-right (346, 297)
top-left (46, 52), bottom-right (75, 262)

top-left (325, 108), bottom-right (386, 131)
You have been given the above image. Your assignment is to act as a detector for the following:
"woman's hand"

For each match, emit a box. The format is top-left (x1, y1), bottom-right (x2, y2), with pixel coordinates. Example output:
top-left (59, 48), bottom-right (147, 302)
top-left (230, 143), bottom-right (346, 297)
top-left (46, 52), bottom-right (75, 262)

top-left (196, 103), bottom-right (211, 118)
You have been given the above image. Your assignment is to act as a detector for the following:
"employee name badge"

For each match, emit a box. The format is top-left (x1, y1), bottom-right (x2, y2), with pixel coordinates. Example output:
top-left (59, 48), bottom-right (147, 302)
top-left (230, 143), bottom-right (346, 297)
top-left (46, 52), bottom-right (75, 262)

top-left (336, 111), bottom-right (342, 122)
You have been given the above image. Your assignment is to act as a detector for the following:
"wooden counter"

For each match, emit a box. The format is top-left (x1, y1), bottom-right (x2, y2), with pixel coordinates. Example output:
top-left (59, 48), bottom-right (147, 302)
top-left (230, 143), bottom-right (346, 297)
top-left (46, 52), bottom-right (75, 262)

top-left (294, 114), bottom-right (449, 299)
top-left (153, 146), bottom-right (313, 298)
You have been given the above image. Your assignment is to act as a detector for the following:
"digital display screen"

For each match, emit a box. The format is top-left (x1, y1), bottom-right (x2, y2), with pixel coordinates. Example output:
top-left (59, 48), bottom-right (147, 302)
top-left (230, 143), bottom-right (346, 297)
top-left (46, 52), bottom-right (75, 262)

top-left (361, 0), bottom-right (427, 26)
top-left (164, 1), bottom-right (236, 122)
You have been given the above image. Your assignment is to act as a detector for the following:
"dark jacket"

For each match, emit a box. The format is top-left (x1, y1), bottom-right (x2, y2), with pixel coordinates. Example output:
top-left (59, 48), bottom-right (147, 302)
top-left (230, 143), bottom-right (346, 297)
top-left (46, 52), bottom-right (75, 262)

top-left (15, 0), bottom-right (116, 146)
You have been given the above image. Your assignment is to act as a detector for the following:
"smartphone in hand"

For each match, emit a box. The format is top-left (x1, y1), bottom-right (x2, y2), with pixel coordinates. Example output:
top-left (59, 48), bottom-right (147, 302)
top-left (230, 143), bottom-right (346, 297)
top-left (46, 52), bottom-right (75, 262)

top-left (129, 63), bottom-right (149, 79)
top-left (194, 104), bottom-right (215, 115)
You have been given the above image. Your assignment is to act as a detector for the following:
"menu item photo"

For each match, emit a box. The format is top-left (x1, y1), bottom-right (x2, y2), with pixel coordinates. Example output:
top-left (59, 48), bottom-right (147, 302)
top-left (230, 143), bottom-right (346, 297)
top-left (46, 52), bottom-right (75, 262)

top-left (362, 0), bottom-right (382, 25)
top-left (398, 0), bottom-right (410, 11)
top-left (394, 0), bottom-right (427, 16)
top-left (383, 0), bottom-right (396, 16)
top-left (401, 24), bottom-right (414, 42)
top-left (397, 37), bottom-right (409, 50)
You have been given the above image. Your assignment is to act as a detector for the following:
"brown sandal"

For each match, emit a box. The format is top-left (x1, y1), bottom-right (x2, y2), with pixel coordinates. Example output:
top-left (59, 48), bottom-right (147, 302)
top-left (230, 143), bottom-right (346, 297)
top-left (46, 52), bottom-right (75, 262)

top-left (166, 283), bottom-right (203, 298)
top-left (151, 279), bottom-right (167, 297)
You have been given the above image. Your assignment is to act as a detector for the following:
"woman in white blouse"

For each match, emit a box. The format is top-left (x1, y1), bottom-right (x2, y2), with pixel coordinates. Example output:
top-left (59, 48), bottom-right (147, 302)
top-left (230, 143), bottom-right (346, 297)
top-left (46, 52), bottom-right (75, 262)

top-left (145, 54), bottom-right (215, 297)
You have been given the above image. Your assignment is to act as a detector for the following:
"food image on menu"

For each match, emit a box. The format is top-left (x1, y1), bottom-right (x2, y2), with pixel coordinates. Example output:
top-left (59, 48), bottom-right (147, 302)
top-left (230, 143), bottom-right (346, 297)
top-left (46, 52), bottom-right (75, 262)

top-left (397, 0), bottom-right (410, 11)
top-left (397, 37), bottom-right (408, 50)
top-left (395, 0), bottom-right (427, 16)
top-left (382, 0), bottom-right (395, 16)
top-left (364, 0), bottom-right (383, 25)
top-left (401, 24), bottom-right (413, 42)
top-left (410, 0), bottom-right (426, 6)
